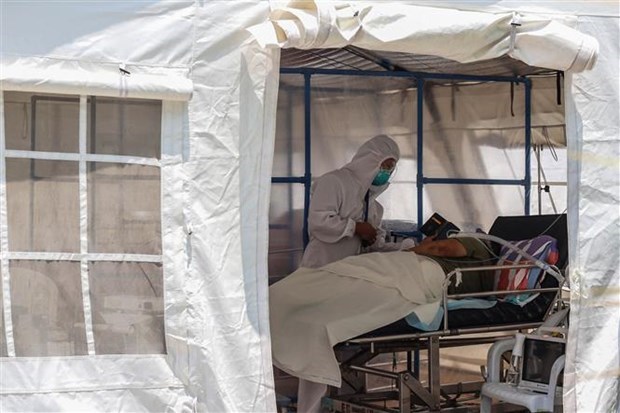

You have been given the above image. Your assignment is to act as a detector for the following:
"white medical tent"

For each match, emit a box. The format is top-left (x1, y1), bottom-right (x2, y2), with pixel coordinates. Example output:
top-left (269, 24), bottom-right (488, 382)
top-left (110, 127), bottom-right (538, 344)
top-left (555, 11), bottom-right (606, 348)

top-left (0, 1), bottom-right (617, 412)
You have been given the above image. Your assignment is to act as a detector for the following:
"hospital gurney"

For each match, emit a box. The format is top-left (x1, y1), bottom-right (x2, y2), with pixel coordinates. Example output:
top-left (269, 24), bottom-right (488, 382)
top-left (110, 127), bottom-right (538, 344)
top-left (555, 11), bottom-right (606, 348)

top-left (327, 214), bottom-right (568, 413)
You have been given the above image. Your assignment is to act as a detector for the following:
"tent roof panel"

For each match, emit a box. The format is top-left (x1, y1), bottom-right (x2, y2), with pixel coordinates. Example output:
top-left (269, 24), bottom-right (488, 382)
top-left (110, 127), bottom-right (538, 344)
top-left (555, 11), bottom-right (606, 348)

top-left (281, 47), bottom-right (557, 78)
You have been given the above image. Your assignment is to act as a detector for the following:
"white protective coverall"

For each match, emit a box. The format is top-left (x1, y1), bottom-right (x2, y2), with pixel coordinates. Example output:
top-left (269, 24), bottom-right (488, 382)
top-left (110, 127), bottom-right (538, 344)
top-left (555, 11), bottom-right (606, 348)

top-left (300, 134), bottom-right (408, 269)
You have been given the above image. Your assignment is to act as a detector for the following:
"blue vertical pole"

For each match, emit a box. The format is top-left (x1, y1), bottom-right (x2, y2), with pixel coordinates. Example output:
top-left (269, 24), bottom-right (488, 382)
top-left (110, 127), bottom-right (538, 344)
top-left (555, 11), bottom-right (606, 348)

top-left (303, 72), bottom-right (312, 247)
top-left (416, 78), bottom-right (425, 228)
top-left (524, 78), bottom-right (532, 215)
top-left (286, 90), bottom-right (295, 270)
top-left (414, 77), bottom-right (424, 379)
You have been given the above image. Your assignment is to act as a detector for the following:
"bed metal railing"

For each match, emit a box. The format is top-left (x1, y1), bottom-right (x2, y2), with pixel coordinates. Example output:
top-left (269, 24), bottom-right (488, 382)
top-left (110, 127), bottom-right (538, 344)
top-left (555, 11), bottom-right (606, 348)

top-left (347, 233), bottom-right (564, 345)
top-left (334, 233), bottom-right (566, 412)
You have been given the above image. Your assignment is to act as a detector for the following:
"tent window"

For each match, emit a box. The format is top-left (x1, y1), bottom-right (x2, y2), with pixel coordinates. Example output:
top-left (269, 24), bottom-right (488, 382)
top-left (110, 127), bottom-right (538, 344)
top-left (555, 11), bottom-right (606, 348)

top-left (7, 158), bottom-right (81, 251)
top-left (1, 91), bottom-right (164, 357)
top-left (89, 262), bottom-right (164, 354)
top-left (87, 97), bottom-right (161, 158)
top-left (88, 163), bottom-right (161, 255)
top-left (10, 261), bottom-right (87, 356)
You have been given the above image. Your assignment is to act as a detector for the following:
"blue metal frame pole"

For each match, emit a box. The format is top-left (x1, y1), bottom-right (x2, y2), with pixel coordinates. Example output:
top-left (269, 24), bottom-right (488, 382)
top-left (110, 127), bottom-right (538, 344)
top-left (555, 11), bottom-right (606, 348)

top-left (271, 177), bottom-right (306, 184)
top-left (280, 67), bottom-right (526, 85)
top-left (524, 78), bottom-right (532, 215)
top-left (303, 73), bottom-right (312, 247)
top-left (416, 77), bottom-right (425, 228)
top-left (414, 76), bottom-right (425, 379)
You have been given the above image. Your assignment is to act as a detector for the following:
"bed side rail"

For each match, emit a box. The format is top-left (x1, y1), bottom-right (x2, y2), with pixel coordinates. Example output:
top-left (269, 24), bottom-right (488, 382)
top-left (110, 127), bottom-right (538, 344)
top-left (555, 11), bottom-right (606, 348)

top-left (346, 232), bottom-right (565, 345)
top-left (443, 232), bottom-right (564, 333)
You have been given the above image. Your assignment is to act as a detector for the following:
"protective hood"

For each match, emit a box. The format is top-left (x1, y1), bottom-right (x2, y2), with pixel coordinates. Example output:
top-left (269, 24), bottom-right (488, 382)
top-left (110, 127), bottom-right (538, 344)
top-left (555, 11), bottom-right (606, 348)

top-left (342, 134), bottom-right (400, 191)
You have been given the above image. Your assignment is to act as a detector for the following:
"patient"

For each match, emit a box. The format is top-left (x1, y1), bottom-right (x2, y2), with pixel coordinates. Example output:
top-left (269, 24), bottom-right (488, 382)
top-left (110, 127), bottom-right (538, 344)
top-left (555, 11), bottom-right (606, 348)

top-left (409, 235), bottom-right (495, 294)
top-left (270, 235), bottom-right (495, 413)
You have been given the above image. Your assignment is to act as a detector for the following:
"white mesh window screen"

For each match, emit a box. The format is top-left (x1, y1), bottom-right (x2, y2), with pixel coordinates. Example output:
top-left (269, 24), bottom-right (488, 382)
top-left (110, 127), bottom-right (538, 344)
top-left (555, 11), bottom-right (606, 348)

top-left (4, 92), bottom-right (79, 153)
top-left (0, 91), bottom-right (164, 357)
top-left (88, 163), bottom-right (161, 255)
top-left (6, 159), bottom-right (80, 252)
top-left (87, 97), bottom-right (161, 158)
top-left (89, 261), bottom-right (164, 355)
top-left (10, 260), bottom-right (87, 356)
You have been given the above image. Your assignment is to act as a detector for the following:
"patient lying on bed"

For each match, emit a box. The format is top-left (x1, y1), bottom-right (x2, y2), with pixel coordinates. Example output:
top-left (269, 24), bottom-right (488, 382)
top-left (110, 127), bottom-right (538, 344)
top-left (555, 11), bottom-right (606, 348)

top-left (269, 236), bottom-right (495, 390)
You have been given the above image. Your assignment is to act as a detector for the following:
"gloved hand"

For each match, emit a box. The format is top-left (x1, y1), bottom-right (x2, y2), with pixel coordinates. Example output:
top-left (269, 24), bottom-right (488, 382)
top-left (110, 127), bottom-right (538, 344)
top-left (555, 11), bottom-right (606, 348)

top-left (355, 222), bottom-right (377, 246)
top-left (400, 237), bottom-right (417, 251)
top-left (373, 227), bottom-right (388, 249)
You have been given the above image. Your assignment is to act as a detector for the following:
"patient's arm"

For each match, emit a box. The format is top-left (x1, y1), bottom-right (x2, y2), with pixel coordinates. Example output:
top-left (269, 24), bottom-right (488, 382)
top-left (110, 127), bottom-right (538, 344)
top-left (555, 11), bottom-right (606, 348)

top-left (407, 238), bottom-right (467, 257)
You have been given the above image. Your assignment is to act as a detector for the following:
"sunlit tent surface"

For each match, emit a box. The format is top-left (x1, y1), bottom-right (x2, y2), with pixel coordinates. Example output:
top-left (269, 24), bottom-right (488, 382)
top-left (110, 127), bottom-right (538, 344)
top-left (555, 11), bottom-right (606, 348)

top-left (0, 1), bottom-right (618, 412)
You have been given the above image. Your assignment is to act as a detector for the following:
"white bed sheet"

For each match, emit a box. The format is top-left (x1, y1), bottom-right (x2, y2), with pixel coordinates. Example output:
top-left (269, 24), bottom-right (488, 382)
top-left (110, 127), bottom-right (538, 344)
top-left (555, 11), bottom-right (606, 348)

top-left (269, 251), bottom-right (445, 386)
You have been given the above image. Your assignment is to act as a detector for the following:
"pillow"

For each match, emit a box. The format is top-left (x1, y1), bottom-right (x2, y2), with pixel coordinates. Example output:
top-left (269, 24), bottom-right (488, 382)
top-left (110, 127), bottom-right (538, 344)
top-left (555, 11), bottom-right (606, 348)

top-left (493, 235), bottom-right (559, 306)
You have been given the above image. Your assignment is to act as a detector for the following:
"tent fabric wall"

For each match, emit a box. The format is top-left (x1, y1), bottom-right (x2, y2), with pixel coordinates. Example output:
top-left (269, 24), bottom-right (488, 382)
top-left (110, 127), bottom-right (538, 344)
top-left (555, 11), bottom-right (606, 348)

top-left (0, 1), bottom-right (617, 412)
top-left (1, 1), bottom-right (278, 412)
top-left (181, 2), bottom-right (277, 411)
top-left (239, 41), bottom-right (282, 413)
top-left (0, 356), bottom-right (193, 411)
top-left (564, 15), bottom-right (620, 413)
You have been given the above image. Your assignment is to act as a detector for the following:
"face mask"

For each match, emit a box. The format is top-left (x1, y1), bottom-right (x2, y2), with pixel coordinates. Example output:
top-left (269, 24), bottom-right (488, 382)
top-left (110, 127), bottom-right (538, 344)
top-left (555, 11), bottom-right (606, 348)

top-left (372, 169), bottom-right (392, 186)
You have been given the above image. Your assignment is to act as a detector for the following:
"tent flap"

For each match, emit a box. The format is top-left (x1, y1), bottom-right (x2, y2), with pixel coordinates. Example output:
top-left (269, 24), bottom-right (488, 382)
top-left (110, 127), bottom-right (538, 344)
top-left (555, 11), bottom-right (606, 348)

top-left (249, 1), bottom-right (598, 72)
top-left (0, 61), bottom-right (193, 101)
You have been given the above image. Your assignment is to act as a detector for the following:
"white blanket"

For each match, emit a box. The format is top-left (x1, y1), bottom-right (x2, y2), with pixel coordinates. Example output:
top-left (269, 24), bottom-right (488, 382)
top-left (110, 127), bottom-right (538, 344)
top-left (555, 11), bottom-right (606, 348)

top-left (269, 251), bottom-right (445, 387)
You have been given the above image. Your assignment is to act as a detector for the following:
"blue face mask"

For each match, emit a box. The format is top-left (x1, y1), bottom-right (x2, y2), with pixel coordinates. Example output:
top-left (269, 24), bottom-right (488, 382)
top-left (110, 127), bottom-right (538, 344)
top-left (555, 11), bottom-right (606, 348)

top-left (372, 169), bottom-right (392, 186)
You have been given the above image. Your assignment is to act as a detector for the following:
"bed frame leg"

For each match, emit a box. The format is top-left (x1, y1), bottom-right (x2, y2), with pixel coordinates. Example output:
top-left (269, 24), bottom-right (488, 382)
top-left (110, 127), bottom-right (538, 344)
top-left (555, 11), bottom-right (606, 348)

top-left (428, 336), bottom-right (441, 411)
top-left (398, 374), bottom-right (412, 413)
top-left (396, 337), bottom-right (442, 412)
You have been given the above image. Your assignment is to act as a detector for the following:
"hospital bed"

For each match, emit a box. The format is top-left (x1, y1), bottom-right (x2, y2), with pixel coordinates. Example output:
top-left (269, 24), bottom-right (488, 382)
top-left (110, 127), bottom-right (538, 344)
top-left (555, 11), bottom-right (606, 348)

top-left (327, 213), bottom-right (568, 413)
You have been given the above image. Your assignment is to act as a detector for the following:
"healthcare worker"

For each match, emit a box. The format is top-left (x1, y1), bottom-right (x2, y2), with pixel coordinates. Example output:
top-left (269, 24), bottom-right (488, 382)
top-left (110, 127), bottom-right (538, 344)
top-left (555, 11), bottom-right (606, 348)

top-left (300, 134), bottom-right (408, 269)
top-left (295, 134), bottom-right (411, 413)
